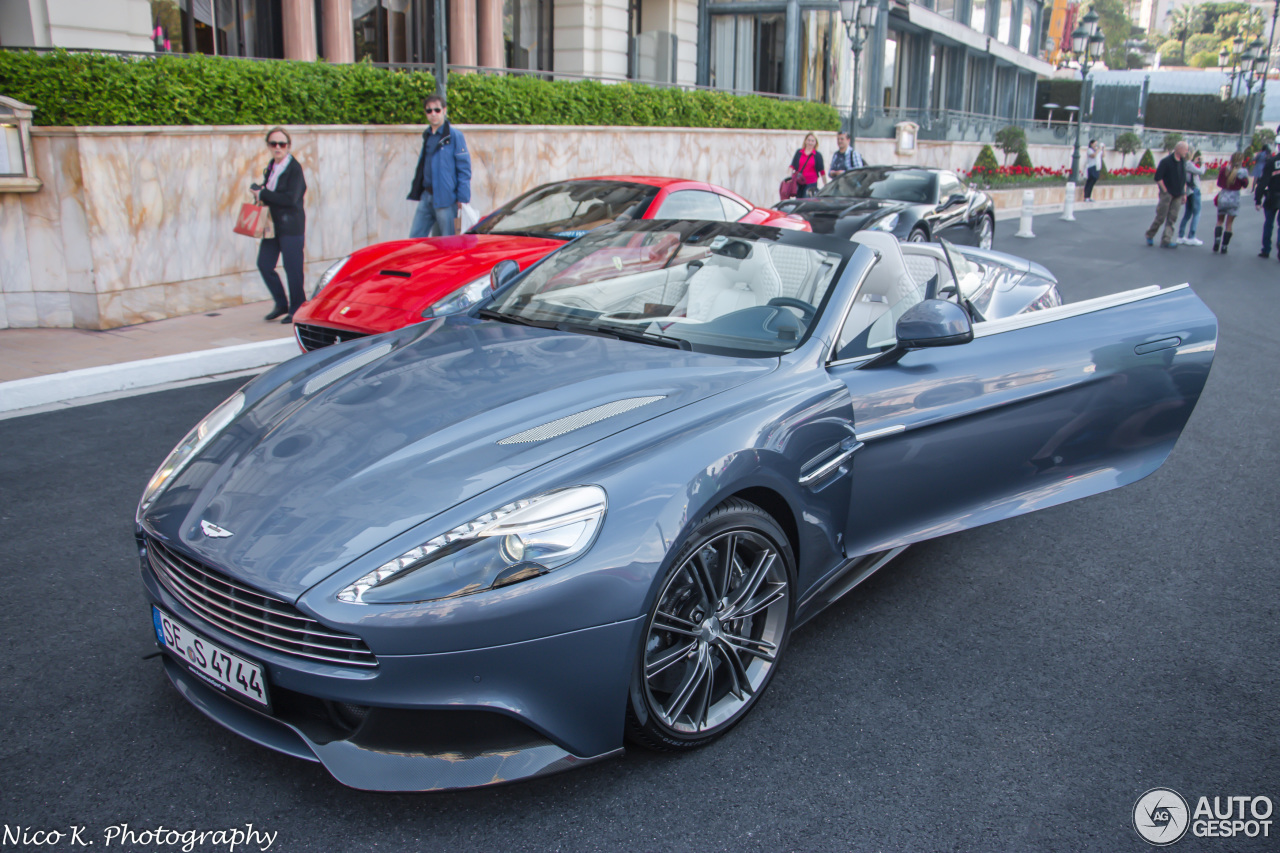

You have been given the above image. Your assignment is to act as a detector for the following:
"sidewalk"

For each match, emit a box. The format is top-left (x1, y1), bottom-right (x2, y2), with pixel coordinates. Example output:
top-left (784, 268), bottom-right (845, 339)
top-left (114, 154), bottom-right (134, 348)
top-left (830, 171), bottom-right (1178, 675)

top-left (0, 300), bottom-right (298, 417)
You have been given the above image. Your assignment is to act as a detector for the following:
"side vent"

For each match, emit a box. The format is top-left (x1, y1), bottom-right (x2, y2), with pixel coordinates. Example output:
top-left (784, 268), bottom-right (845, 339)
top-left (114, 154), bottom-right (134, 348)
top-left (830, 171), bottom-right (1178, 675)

top-left (498, 396), bottom-right (666, 445)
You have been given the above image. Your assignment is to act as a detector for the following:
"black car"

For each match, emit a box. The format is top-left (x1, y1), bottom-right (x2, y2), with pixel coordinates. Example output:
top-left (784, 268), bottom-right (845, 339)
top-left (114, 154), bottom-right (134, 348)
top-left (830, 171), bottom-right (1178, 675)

top-left (776, 166), bottom-right (995, 249)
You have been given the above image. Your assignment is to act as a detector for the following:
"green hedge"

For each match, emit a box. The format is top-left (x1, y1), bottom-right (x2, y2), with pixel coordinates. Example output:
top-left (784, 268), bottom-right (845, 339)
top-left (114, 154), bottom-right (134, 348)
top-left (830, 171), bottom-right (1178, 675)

top-left (0, 50), bottom-right (840, 131)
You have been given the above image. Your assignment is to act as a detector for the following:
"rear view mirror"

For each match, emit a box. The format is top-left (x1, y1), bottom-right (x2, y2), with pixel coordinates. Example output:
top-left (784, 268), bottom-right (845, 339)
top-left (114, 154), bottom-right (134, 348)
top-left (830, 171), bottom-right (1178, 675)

top-left (490, 259), bottom-right (520, 291)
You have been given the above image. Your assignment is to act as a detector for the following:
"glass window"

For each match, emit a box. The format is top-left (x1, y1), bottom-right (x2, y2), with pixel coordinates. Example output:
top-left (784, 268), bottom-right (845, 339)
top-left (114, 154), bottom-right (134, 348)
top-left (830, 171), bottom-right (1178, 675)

top-left (937, 172), bottom-right (964, 201)
top-left (1021, 1), bottom-right (1037, 55)
top-left (709, 12), bottom-right (785, 94)
top-left (820, 168), bottom-right (939, 204)
top-left (720, 196), bottom-right (751, 221)
top-left (998, 0), bottom-right (1014, 44)
top-left (355, 0), bottom-right (435, 63)
top-left (835, 250), bottom-right (927, 360)
top-left (935, 0), bottom-right (955, 19)
top-left (883, 31), bottom-right (899, 108)
top-left (799, 9), bottom-right (836, 103)
top-left (475, 181), bottom-right (660, 238)
top-left (970, 0), bottom-right (986, 33)
top-left (506, 0), bottom-right (553, 71)
top-left (657, 190), bottom-right (732, 220)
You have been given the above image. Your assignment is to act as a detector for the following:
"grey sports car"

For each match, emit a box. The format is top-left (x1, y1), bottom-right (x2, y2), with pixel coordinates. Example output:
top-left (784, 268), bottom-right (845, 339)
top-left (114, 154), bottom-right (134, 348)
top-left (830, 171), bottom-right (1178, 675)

top-left (137, 221), bottom-right (1215, 791)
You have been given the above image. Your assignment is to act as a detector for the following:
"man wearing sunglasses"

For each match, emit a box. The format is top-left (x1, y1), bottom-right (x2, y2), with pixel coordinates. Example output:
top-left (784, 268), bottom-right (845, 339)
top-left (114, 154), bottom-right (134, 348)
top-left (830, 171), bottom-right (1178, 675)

top-left (408, 94), bottom-right (473, 238)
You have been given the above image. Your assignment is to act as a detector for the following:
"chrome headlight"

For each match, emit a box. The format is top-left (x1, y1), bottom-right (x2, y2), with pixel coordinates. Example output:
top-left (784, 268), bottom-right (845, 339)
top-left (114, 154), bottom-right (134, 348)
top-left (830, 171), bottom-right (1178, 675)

top-left (137, 392), bottom-right (245, 521)
top-left (311, 256), bottom-right (351, 299)
top-left (423, 274), bottom-right (491, 318)
top-left (867, 213), bottom-right (901, 232)
top-left (338, 485), bottom-right (607, 604)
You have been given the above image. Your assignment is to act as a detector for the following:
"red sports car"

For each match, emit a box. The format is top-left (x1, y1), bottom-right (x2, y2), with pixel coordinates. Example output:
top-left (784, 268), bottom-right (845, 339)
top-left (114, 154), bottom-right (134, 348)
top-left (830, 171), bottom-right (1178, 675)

top-left (291, 176), bottom-right (809, 351)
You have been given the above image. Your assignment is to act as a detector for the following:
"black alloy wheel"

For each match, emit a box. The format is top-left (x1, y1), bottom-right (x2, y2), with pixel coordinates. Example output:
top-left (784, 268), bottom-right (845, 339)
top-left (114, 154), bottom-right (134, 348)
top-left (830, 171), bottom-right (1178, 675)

top-left (626, 498), bottom-right (794, 751)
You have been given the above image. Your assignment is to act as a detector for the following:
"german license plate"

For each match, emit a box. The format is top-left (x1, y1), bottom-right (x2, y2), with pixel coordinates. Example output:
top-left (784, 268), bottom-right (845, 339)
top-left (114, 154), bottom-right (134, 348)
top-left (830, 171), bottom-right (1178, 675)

top-left (152, 606), bottom-right (270, 710)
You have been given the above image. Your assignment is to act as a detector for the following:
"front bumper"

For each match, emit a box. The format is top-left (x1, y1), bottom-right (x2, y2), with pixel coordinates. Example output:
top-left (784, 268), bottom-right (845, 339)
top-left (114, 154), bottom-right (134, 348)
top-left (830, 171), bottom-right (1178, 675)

top-left (142, 560), bottom-right (644, 791)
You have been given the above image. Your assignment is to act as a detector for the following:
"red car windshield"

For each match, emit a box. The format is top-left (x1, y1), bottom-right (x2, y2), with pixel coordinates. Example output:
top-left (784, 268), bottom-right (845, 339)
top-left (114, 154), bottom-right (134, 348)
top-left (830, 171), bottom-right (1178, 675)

top-left (473, 180), bottom-right (660, 239)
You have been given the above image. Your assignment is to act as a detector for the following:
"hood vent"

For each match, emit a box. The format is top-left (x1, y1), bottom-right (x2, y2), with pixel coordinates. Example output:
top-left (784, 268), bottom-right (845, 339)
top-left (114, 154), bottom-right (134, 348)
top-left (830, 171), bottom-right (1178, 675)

top-left (497, 396), bottom-right (666, 445)
top-left (379, 270), bottom-right (412, 278)
top-left (303, 342), bottom-right (393, 396)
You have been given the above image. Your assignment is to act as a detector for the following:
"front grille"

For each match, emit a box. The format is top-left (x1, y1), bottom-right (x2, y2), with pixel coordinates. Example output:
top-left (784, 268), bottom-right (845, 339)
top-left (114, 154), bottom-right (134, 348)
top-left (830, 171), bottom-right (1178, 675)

top-left (294, 323), bottom-right (368, 352)
top-left (146, 536), bottom-right (377, 668)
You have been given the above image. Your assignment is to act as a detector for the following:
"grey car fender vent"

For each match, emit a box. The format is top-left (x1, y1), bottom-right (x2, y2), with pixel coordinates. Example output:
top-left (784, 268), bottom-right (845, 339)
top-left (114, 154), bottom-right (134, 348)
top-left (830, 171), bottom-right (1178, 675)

top-left (498, 396), bottom-right (666, 445)
top-left (304, 342), bottom-right (393, 396)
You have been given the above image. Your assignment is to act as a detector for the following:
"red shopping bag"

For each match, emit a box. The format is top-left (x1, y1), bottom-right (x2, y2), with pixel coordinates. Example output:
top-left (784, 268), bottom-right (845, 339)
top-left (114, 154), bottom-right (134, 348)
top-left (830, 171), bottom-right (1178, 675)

top-left (233, 203), bottom-right (273, 238)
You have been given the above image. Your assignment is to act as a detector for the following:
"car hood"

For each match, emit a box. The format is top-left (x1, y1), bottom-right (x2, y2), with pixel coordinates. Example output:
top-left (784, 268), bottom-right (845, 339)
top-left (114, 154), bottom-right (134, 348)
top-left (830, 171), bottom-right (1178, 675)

top-left (775, 197), bottom-right (906, 235)
top-left (316, 234), bottom-right (565, 310)
top-left (143, 319), bottom-right (775, 600)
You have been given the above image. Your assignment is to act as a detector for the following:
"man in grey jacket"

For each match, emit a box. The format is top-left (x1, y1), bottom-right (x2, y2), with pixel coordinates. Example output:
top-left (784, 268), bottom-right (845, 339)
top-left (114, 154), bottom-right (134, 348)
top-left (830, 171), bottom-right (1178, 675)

top-left (408, 94), bottom-right (473, 238)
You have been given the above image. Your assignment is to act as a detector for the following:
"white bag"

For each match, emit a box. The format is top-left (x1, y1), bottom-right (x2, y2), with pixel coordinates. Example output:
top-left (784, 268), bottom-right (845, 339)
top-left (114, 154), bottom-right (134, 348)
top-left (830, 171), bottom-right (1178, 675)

top-left (459, 202), bottom-right (480, 232)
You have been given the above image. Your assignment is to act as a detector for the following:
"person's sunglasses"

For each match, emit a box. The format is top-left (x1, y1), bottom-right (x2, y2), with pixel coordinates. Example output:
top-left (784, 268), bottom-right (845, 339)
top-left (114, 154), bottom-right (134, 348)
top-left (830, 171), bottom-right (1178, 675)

top-left (426, 107), bottom-right (443, 114)
top-left (268, 140), bottom-right (289, 148)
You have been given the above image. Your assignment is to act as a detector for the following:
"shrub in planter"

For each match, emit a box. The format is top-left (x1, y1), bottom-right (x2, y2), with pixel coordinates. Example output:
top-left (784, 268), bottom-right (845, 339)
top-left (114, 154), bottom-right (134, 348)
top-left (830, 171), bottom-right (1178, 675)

top-left (1013, 147), bottom-right (1033, 169)
top-left (1138, 148), bottom-right (1156, 169)
top-left (972, 144), bottom-right (1001, 175)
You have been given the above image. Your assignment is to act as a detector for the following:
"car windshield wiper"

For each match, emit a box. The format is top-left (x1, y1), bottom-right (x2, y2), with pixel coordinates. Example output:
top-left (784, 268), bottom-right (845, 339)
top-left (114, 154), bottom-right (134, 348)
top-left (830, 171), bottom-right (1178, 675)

top-left (554, 320), bottom-right (690, 351)
top-left (480, 229), bottom-right (570, 240)
top-left (475, 307), bottom-right (553, 328)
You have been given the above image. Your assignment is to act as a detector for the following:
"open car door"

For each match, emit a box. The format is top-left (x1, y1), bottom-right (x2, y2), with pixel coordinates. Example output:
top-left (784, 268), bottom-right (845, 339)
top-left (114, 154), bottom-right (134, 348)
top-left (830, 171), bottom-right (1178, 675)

top-left (826, 262), bottom-right (1216, 560)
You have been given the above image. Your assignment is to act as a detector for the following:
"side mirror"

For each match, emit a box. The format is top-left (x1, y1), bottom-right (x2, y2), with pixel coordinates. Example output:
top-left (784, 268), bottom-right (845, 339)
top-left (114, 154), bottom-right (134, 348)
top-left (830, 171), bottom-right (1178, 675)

top-left (943, 192), bottom-right (967, 208)
top-left (490, 259), bottom-right (520, 291)
top-left (865, 299), bottom-right (972, 367)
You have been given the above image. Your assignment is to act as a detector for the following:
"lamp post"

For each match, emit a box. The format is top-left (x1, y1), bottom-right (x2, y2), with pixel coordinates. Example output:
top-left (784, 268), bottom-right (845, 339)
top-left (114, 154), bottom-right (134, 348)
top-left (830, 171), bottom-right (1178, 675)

top-left (839, 0), bottom-right (879, 153)
top-left (1256, 0), bottom-right (1280, 150)
top-left (1239, 41), bottom-right (1262, 151)
top-left (1066, 10), bottom-right (1105, 184)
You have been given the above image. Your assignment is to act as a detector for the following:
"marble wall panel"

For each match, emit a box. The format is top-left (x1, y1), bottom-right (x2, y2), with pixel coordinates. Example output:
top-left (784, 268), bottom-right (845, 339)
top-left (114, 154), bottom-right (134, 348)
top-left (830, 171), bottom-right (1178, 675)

top-left (4, 292), bottom-right (37, 328)
top-left (18, 136), bottom-right (70, 295)
top-left (0, 293), bottom-right (7, 328)
top-left (34, 291), bottom-right (73, 327)
top-left (0, 194), bottom-right (32, 297)
top-left (69, 291), bottom-right (100, 328)
top-left (45, 135), bottom-right (95, 294)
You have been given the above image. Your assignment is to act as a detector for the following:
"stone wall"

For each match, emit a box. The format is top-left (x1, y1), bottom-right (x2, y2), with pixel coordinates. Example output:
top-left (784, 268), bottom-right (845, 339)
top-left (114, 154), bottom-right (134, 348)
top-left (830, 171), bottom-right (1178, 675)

top-left (0, 123), bottom-right (1189, 330)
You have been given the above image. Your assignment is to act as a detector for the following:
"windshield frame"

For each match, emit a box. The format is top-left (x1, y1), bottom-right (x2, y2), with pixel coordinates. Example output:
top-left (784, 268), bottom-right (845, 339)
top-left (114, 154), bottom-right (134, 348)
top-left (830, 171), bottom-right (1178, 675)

top-left (478, 220), bottom-right (856, 359)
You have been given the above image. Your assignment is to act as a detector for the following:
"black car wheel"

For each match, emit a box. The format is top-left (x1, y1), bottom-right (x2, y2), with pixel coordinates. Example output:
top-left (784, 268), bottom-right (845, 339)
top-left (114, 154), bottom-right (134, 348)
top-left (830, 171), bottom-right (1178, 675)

top-left (977, 214), bottom-right (994, 250)
top-left (907, 226), bottom-right (929, 242)
top-left (626, 498), bottom-right (794, 751)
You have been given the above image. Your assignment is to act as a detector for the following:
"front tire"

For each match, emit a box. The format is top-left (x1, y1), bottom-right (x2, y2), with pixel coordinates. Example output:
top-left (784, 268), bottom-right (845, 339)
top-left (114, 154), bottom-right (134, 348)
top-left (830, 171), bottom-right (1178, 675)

top-left (907, 226), bottom-right (929, 242)
top-left (626, 498), bottom-right (794, 752)
top-left (976, 214), bottom-right (994, 250)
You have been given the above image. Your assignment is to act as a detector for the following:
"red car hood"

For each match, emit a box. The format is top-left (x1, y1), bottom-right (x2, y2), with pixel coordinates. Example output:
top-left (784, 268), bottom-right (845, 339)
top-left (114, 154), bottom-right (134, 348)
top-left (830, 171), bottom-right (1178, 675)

top-left (295, 234), bottom-right (563, 330)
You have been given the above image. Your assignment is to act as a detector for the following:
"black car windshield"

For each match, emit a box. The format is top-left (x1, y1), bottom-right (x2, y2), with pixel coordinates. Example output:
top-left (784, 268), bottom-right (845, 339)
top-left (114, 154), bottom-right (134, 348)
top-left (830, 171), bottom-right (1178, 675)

top-left (819, 168), bottom-right (938, 204)
top-left (483, 222), bottom-right (846, 358)
top-left (472, 180), bottom-right (660, 239)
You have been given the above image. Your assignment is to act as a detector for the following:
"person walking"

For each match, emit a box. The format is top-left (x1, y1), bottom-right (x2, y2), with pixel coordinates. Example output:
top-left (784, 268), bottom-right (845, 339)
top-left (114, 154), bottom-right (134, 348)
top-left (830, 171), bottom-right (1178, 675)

top-left (408, 93), bottom-right (473, 238)
top-left (828, 131), bottom-right (864, 180)
top-left (1146, 141), bottom-right (1188, 248)
top-left (789, 133), bottom-right (825, 198)
top-left (1212, 152), bottom-right (1250, 254)
top-left (1256, 146), bottom-right (1280, 257)
top-left (252, 126), bottom-right (307, 323)
top-left (1250, 144), bottom-right (1271, 192)
top-left (1177, 150), bottom-right (1204, 245)
top-left (1083, 140), bottom-right (1103, 202)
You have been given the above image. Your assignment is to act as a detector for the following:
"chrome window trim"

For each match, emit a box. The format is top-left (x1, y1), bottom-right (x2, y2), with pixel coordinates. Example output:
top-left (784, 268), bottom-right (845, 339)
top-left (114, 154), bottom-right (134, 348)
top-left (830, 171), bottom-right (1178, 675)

top-left (974, 284), bottom-right (1179, 338)
top-left (855, 424), bottom-right (905, 442)
top-left (826, 248), bottom-right (882, 366)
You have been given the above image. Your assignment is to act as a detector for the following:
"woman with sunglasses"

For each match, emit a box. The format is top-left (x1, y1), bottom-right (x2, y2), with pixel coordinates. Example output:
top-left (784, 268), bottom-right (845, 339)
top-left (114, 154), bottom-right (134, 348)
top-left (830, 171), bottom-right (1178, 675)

top-left (252, 126), bottom-right (307, 322)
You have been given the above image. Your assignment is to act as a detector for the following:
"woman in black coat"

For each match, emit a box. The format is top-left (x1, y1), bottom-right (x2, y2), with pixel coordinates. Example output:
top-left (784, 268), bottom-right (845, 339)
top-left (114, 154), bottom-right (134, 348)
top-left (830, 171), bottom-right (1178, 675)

top-left (252, 126), bottom-right (307, 323)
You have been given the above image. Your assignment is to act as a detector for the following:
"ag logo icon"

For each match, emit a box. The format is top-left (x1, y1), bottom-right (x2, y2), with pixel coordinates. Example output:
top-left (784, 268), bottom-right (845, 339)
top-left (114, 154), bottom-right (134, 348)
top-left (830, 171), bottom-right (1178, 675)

top-left (1134, 788), bottom-right (1190, 846)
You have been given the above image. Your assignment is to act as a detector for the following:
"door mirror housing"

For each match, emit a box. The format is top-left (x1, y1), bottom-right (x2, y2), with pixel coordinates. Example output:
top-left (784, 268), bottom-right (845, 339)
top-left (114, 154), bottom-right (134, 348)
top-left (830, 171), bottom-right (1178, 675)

top-left (865, 299), bottom-right (973, 367)
top-left (943, 192), bottom-right (968, 209)
top-left (490, 259), bottom-right (521, 291)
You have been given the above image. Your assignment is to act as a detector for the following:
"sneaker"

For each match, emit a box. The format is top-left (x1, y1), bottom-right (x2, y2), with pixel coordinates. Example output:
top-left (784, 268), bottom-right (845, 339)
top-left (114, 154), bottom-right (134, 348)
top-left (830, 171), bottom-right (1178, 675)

top-left (1176, 236), bottom-right (1187, 244)
top-left (1188, 238), bottom-right (1203, 245)
top-left (1160, 242), bottom-right (1178, 249)
top-left (1146, 237), bottom-right (1155, 246)
top-left (1260, 251), bottom-right (1270, 258)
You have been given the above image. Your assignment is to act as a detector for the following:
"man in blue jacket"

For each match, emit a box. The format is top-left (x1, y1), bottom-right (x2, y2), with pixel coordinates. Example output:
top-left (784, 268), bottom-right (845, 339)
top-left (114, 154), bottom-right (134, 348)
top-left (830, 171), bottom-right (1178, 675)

top-left (408, 94), bottom-right (472, 238)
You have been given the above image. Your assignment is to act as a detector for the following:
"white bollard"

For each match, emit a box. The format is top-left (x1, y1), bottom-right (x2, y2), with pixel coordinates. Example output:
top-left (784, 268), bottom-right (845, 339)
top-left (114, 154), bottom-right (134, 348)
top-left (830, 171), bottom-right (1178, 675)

top-left (1014, 189), bottom-right (1035, 238)
top-left (1061, 180), bottom-right (1077, 221)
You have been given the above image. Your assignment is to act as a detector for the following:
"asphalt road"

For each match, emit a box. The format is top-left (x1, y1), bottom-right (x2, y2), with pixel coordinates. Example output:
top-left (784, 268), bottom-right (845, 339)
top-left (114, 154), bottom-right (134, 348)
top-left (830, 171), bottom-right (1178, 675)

top-left (2, 205), bottom-right (1277, 852)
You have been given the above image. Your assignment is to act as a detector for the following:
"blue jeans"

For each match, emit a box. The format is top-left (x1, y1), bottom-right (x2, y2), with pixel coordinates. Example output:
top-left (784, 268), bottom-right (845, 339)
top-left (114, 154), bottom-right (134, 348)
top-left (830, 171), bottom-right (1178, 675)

top-left (1178, 189), bottom-right (1201, 239)
top-left (1263, 205), bottom-right (1279, 254)
top-left (410, 197), bottom-right (457, 238)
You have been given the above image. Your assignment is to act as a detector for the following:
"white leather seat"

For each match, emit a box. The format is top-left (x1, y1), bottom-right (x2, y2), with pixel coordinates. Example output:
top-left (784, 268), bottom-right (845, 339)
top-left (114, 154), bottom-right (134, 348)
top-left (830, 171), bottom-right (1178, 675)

top-left (838, 232), bottom-right (927, 357)
top-left (683, 247), bottom-right (782, 323)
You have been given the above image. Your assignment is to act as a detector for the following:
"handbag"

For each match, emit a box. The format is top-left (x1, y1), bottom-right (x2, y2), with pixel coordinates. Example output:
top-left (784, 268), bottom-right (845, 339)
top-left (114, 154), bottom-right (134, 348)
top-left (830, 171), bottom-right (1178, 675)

top-left (233, 202), bottom-right (274, 239)
top-left (779, 171), bottom-right (800, 201)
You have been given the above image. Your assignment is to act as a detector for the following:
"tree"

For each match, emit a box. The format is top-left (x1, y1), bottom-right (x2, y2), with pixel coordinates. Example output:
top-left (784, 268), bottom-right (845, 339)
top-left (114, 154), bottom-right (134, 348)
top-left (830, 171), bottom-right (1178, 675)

top-left (1014, 147), bottom-right (1034, 169)
top-left (995, 125), bottom-right (1028, 164)
top-left (1114, 131), bottom-right (1141, 167)
top-left (972, 144), bottom-right (1001, 175)
top-left (1162, 131), bottom-right (1184, 151)
top-left (1167, 3), bottom-right (1204, 58)
top-left (1087, 0), bottom-right (1138, 71)
top-left (1139, 148), bottom-right (1156, 169)
top-left (1189, 50), bottom-right (1220, 67)
top-left (1186, 33), bottom-right (1220, 56)
top-left (1158, 40), bottom-right (1185, 65)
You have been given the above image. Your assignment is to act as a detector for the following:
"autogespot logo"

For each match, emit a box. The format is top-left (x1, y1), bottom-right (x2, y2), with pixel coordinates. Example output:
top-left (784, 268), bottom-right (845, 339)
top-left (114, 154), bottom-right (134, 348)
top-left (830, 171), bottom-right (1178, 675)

top-left (1134, 788), bottom-right (1190, 846)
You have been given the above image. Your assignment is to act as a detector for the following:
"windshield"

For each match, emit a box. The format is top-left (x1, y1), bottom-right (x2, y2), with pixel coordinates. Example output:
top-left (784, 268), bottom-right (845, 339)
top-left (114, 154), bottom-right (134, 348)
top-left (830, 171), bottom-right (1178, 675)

top-left (483, 223), bottom-right (846, 357)
top-left (473, 180), bottom-right (660, 239)
top-left (939, 238), bottom-right (1011, 319)
top-left (819, 168), bottom-right (938, 203)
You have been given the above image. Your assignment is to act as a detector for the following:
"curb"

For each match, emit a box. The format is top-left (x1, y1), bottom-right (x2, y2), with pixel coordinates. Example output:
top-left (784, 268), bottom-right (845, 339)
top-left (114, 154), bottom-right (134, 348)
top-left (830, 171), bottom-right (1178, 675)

top-left (0, 338), bottom-right (299, 415)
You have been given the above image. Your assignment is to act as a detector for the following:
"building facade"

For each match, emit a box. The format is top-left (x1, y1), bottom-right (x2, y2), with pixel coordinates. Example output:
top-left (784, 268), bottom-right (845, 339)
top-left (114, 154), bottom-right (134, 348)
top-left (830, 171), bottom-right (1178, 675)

top-left (0, 0), bottom-right (1051, 126)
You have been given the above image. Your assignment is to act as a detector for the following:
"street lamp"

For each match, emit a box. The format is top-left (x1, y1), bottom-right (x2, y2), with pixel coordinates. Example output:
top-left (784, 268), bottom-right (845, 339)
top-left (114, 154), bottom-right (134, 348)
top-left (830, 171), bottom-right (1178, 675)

top-left (1066, 9), bottom-right (1104, 184)
top-left (1239, 40), bottom-right (1265, 150)
top-left (839, 0), bottom-right (879, 153)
